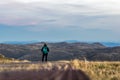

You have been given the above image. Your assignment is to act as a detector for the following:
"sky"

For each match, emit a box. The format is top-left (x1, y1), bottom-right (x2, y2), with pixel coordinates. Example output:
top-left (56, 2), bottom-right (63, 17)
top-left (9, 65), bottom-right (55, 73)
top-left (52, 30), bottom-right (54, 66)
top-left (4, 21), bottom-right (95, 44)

top-left (0, 0), bottom-right (120, 42)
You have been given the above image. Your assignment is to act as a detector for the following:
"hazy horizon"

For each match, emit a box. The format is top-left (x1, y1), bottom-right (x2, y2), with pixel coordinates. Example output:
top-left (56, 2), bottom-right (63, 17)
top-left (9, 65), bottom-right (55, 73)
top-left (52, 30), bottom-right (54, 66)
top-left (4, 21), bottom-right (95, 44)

top-left (1, 40), bottom-right (120, 43)
top-left (0, 0), bottom-right (120, 42)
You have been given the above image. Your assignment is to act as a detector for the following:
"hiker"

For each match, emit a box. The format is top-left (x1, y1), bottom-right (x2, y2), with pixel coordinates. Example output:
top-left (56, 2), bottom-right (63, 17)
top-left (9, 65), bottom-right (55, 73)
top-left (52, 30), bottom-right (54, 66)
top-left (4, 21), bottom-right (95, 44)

top-left (41, 43), bottom-right (49, 62)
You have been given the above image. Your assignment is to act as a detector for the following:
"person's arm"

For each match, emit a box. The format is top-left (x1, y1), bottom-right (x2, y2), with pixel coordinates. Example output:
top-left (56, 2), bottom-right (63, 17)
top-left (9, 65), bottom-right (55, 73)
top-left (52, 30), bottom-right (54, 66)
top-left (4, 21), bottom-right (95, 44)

top-left (47, 47), bottom-right (50, 52)
top-left (41, 47), bottom-right (43, 52)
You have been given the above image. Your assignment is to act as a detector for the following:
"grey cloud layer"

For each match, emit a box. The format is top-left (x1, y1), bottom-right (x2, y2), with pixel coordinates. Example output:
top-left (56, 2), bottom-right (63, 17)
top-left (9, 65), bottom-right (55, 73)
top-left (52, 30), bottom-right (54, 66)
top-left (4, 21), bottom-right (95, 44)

top-left (0, 1), bottom-right (120, 33)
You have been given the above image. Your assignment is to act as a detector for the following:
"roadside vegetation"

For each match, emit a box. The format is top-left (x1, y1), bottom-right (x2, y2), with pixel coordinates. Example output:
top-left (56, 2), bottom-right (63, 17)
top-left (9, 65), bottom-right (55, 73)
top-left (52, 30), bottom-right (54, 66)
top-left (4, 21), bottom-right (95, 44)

top-left (0, 59), bottom-right (119, 80)
top-left (71, 59), bottom-right (120, 80)
top-left (0, 54), bottom-right (29, 63)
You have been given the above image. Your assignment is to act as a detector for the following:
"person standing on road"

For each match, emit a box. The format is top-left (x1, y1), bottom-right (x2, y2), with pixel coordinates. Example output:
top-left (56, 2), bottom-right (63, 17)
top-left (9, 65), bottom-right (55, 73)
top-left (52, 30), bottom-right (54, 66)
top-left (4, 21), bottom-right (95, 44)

top-left (41, 43), bottom-right (49, 62)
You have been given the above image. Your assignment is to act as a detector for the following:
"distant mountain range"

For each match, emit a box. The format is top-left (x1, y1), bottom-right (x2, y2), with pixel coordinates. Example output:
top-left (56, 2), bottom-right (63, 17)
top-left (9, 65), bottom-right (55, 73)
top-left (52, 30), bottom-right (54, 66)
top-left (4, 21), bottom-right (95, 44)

top-left (1, 40), bottom-right (120, 47)
top-left (100, 42), bottom-right (120, 47)
top-left (2, 41), bottom-right (39, 45)
top-left (65, 40), bottom-right (120, 47)
top-left (0, 42), bottom-right (120, 61)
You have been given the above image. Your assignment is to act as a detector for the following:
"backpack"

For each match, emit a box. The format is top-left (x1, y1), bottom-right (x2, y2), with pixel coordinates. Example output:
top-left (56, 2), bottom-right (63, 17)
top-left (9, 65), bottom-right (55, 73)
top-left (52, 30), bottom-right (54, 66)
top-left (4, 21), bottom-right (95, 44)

top-left (43, 47), bottom-right (48, 54)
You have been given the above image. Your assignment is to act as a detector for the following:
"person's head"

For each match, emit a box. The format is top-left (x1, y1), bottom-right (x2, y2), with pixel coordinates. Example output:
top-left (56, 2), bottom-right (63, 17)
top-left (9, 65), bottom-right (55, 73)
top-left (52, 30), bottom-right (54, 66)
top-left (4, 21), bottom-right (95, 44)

top-left (44, 43), bottom-right (47, 47)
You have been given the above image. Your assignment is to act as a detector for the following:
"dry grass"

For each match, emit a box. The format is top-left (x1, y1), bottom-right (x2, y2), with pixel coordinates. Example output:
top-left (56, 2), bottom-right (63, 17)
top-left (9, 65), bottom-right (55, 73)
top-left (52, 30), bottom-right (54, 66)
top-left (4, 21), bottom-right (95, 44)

top-left (71, 59), bottom-right (120, 80)
top-left (0, 59), bottom-right (119, 80)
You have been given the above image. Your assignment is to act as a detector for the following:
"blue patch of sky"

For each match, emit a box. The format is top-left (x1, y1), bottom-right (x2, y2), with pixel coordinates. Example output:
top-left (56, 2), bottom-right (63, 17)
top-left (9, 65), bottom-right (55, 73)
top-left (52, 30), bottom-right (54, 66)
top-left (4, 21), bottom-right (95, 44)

top-left (0, 24), bottom-right (119, 42)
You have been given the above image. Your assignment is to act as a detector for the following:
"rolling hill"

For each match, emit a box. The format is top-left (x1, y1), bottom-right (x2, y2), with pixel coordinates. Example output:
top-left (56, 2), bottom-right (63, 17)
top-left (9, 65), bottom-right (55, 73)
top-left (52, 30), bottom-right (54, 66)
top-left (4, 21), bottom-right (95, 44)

top-left (0, 42), bottom-right (120, 61)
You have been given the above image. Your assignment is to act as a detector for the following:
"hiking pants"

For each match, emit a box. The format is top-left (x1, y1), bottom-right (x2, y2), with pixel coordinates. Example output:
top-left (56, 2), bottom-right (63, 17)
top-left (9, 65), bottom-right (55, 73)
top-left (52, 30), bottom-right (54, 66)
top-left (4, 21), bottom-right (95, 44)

top-left (42, 53), bottom-right (48, 62)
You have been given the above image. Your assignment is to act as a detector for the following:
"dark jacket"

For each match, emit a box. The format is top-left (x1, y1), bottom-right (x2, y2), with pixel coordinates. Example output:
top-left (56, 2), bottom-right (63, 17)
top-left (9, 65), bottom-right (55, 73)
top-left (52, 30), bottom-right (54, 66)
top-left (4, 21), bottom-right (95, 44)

top-left (41, 46), bottom-right (49, 54)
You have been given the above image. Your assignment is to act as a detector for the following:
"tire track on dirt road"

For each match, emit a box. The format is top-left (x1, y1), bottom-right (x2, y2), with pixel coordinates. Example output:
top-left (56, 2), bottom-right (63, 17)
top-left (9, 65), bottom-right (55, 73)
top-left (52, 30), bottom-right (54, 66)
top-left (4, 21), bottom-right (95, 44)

top-left (0, 62), bottom-right (90, 80)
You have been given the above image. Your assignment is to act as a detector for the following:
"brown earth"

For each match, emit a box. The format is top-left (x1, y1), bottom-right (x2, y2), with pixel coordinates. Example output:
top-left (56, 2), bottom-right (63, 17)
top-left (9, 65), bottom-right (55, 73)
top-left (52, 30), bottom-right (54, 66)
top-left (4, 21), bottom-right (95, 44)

top-left (0, 62), bottom-right (90, 80)
top-left (0, 70), bottom-right (90, 80)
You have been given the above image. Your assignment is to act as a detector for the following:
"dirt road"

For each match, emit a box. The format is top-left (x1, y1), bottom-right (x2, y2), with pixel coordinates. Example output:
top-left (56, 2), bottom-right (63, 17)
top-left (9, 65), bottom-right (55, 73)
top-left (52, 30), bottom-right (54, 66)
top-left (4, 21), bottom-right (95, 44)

top-left (0, 61), bottom-right (90, 80)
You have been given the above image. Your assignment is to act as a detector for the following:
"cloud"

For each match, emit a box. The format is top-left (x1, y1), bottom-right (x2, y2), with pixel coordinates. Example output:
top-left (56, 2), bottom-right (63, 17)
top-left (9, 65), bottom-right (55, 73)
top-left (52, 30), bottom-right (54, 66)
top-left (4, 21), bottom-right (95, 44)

top-left (1, 0), bottom-right (120, 14)
top-left (0, 0), bottom-right (120, 33)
